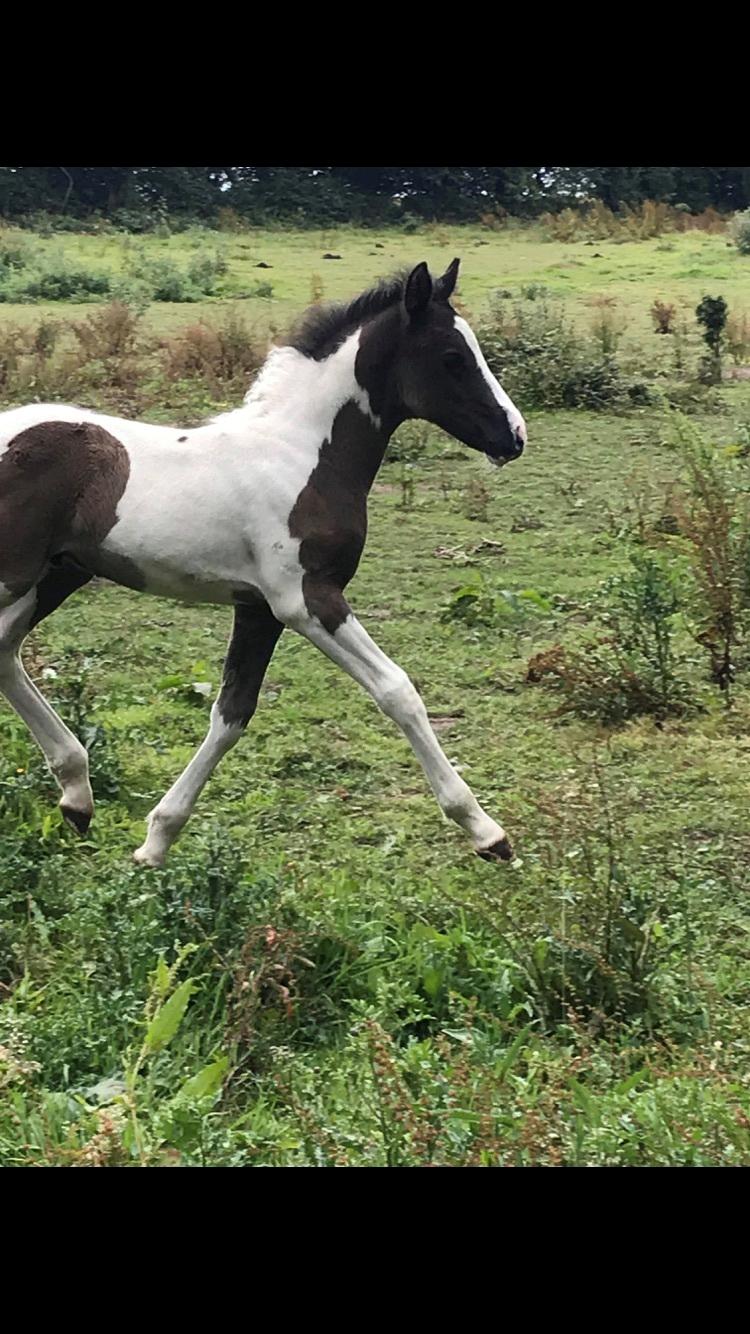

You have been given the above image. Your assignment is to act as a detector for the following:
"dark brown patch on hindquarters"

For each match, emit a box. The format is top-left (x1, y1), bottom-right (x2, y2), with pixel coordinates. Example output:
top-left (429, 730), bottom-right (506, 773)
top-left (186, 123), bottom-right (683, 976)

top-left (288, 400), bottom-right (387, 634)
top-left (219, 599), bottom-right (285, 727)
top-left (0, 420), bottom-right (133, 595)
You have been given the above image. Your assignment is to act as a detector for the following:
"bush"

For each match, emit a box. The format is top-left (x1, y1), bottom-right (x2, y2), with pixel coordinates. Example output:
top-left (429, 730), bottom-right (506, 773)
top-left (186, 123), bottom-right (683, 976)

top-left (442, 575), bottom-right (553, 630)
top-left (128, 256), bottom-right (199, 303)
top-left (670, 416), bottom-right (750, 694)
top-left (243, 281), bottom-right (274, 299)
top-left (589, 298), bottom-right (626, 356)
top-left (726, 311), bottom-right (750, 367)
top-left (0, 319), bottom-right (63, 397)
top-left (478, 296), bottom-right (630, 411)
top-left (124, 251), bottom-right (230, 303)
top-left (186, 252), bottom-right (228, 295)
top-left (729, 208), bottom-right (750, 255)
top-left (109, 206), bottom-right (167, 235)
top-left (696, 294), bottom-right (728, 384)
top-left (0, 258), bottom-right (112, 303)
top-left (385, 421), bottom-right (432, 464)
top-left (526, 549), bottom-right (692, 724)
top-left (71, 301), bottom-right (141, 362)
top-left (0, 232), bottom-right (31, 276)
top-left (664, 381), bottom-right (725, 415)
top-left (540, 200), bottom-right (729, 244)
top-left (162, 312), bottom-right (266, 391)
top-left (66, 302), bottom-right (146, 405)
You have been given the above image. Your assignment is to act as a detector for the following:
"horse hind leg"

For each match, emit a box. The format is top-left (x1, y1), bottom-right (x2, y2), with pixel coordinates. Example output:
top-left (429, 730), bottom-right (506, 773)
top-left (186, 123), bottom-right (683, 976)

top-left (0, 561), bottom-right (94, 833)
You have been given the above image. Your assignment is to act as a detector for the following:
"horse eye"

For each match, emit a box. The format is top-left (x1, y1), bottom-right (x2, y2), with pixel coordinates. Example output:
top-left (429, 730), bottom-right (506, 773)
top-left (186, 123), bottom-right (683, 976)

top-left (443, 351), bottom-right (465, 374)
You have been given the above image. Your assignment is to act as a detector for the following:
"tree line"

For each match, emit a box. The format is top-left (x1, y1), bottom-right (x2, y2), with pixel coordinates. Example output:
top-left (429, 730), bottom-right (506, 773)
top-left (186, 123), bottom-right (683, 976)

top-left (1, 166), bottom-right (748, 226)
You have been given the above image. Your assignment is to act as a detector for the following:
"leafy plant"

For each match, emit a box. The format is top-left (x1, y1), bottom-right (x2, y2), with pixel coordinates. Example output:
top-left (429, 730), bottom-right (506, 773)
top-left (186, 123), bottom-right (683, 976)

top-left (651, 300), bottom-right (676, 334)
top-left (527, 549), bottom-right (691, 724)
top-left (670, 416), bottom-right (750, 695)
top-left (696, 295), bottom-right (728, 384)
top-left (442, 575), bottom-right (553, 630)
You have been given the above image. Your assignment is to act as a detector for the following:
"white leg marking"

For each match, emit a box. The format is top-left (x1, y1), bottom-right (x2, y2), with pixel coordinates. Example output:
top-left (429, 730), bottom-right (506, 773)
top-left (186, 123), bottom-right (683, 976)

top-left (290, 608), bottom-right (508, 853)
top-left (134, 703), bottom-right (243, 867)
top-left (0, 591), bottom-right (93, 822)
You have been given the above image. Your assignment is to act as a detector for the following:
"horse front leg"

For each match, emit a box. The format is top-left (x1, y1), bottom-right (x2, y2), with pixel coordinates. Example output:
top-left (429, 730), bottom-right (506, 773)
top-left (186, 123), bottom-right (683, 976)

top-left (273, 582), bottom-right (513, 862)
top-left (134, 600), bottom-right (284, 867)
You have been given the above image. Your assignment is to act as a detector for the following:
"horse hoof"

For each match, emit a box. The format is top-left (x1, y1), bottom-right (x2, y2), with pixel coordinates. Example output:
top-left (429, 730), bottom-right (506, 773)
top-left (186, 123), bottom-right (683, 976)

top-left (60, 803), bottom-right (92, 836)
top-left (133, 844), bottom-right (165, 869)
top-left (477, 835), bottom-right (514, 863)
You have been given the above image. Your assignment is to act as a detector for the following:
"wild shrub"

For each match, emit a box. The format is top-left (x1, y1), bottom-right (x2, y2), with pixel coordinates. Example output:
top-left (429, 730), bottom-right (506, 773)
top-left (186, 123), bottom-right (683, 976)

top-left (0, 231), bottom-right (31, 276)
top-left (665, 381), bottom-right (726, 416)
top-left (726, 310), bottom-right (750, 367)
top-left (729, 208), bottom-right (750, 255)
top-left (0, 257), bottom-right (113, 303)
top-left (64, 302), bottom-right (147, 406)
top-left (651, 300), bottom-right (676, 334)
top-left (128, 256), bottom-right (199, 302)
top-left (162, 311), bottom-right (266, 391)
top-left (670, 416), bottom-right (750, 695)
top-left (186, 251), bottom-right (228, 295)
top-left (0, 318), bottom-right (68, 399)
top-left (478, 296), bottom-right (629, 411)
top-left (520, 283), bottom-right (550, 301)
top-left (442, 574), bottom-right (552, 630)
top-left (386, 421), bottom-right (432, 508)
top-left (541, 200), bottom-right (728, 244)
top-left (696, 294), bottom-right (727, 384)
top-left (385, 420), bottom-right (431, 464)
top-left (526, 549), bottom-right (691, 724)
top-left (71, 301), bottom-right (141, 362)
top-left (589, 296), bottom-right (626, 356)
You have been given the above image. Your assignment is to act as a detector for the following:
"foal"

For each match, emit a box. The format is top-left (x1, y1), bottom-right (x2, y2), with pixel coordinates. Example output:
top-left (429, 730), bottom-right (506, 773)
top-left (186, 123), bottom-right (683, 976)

top-left (0, 258), bottom-right (526, 867)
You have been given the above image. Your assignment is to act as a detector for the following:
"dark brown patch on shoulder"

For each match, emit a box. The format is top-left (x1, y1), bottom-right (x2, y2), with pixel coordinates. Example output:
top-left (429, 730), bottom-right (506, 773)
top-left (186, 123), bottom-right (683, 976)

top-left (178, 436), bottom-right (188, 442)
top-left (288, 401), bottom-right (386, 634)
top-left (0, 420), bottom-right (135, 595)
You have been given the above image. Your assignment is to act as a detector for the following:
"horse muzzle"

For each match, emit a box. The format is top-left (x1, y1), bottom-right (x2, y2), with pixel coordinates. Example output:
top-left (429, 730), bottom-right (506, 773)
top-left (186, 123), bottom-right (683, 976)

top-left (487, 425), bottom-right (526, 467)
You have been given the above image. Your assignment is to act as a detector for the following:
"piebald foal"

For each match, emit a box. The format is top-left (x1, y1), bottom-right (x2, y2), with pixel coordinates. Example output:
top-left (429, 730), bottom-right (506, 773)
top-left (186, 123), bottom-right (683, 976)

top-left (0, 258), bottom-right (526, 867)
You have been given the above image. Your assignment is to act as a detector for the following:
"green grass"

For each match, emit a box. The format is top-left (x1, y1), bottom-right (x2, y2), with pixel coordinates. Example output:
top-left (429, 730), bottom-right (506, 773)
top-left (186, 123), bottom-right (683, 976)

top-left (1, 223), bottom-right (750, 1166)
top-left (2, 220), bottom-right (748, 342)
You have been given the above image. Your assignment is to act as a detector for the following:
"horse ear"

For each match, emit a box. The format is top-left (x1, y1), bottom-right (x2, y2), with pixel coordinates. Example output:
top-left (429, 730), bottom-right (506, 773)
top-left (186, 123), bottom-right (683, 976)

top-left (435, 257), bottom-right (460, 301)
top-left (404, 262), bottom-right (432, 319)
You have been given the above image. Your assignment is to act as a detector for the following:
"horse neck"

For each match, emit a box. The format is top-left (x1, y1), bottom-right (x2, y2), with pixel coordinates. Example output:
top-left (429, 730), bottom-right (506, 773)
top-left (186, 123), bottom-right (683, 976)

top-left (243, 322), bottom-right (402, 494)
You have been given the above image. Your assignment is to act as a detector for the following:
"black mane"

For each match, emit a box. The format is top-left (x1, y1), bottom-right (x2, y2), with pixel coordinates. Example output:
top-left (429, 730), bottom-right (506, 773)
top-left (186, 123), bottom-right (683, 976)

top-left (285, 269), bottom-right (410, 360)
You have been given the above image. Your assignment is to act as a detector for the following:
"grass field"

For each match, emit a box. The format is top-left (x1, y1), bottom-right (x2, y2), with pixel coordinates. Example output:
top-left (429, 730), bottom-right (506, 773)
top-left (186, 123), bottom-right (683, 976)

top-left (3, 221), bottom-right (748, 339)
top-left (1, 222), bottom-right (750, 1166)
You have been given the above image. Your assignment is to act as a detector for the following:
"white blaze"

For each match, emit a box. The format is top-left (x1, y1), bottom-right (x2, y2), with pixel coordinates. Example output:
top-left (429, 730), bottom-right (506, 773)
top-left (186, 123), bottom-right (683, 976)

top-left (454, 315), bottom-right (527, 443)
